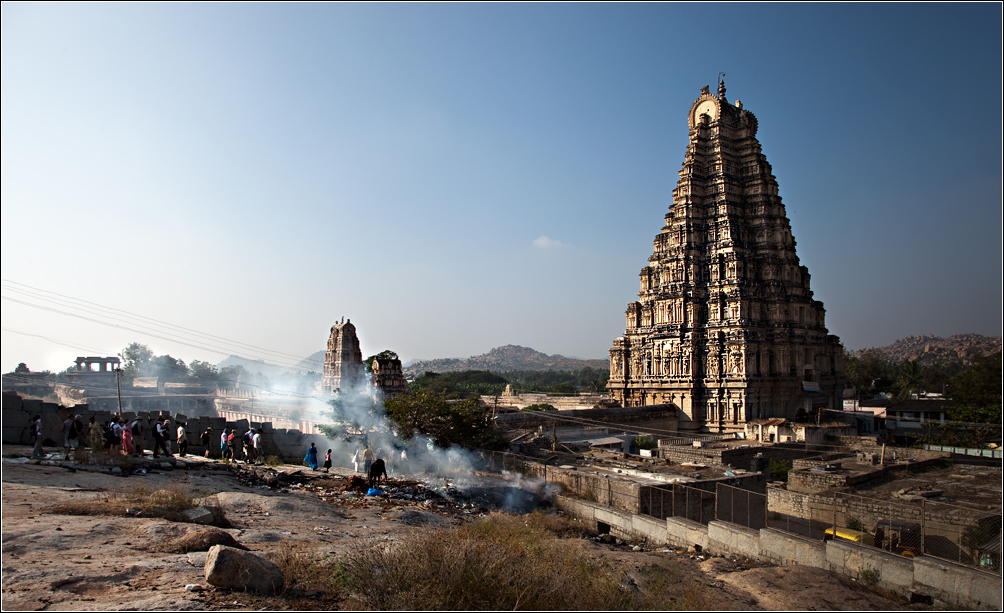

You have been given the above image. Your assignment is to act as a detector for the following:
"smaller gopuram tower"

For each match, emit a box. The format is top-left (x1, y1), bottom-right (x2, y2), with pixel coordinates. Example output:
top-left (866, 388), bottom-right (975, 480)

top-left (372, 356), bottom-right (408, 400)
top-left (321, 319), bottom-right (364, 395)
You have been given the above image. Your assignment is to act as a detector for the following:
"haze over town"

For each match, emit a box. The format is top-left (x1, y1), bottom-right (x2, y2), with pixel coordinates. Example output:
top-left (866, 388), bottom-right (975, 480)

top-left (2, 4), bottom-right (1001, 374)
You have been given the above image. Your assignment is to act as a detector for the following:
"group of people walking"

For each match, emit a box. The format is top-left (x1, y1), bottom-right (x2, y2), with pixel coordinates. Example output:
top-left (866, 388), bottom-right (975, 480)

top-left (215, 427), bottom-right (264, 464)
top-left (30, 414), bottom-right (185, 460)
top-left (299, 442), bottom-right (403, 476)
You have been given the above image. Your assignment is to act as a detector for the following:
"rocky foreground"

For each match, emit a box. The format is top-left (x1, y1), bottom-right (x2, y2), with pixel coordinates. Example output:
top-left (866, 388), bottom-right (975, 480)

top-left (1, 445), bottom-right (916, 611)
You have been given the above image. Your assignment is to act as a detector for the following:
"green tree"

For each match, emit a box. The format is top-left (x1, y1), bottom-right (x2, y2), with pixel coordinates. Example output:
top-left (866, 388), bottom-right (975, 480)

top-left (363, 350), bottom-right (400, 374)
top-left (844, 348), bottom-right (895, 398)
top-left (947, 405), bottom-right (1003, 424)
top-left (146, 354), bottom-right (188, 379)
top-left (120, 342), bottom-right (153, 381)
top-left (950, 352), bottom-right (1002, 410)
top-left (769, 459), bottom-right (790, 482)
top-left (896, 360), bottom-right (923, 399)
top-left (324, 388), bottom-right (385, 437)
top-left (189, 360), bottom-right (219, 380)
top-left (410, 370), bottom-right (508, 395)
top-left (218, 364), bottom-right (249, 383)
top-left (633, 435), bottom-right (657, 450)
top-left (384, 389), bottom-right (505, 450)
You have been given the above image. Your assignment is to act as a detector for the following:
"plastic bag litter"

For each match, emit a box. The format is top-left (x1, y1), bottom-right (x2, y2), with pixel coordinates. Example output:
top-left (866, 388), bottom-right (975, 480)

top-left (367, 488), bottom-right (382, 497)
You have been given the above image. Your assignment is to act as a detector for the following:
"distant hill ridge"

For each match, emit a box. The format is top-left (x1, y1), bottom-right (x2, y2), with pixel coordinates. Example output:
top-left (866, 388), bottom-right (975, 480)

top-left (852, 334), bottom-right (1001, 366)
top-left (403, 345), bottom-right (608, 376)
top-left (218, 352), bottom-right (325, 377)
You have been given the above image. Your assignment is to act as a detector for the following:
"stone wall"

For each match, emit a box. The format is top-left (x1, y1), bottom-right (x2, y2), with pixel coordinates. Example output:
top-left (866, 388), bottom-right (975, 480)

top-left (486, 392), bottom-right (618, 412)
top-left (518, 462), bottom-right (642, 514)
top-left (2, 391), bottom-right (316, 461)
top-left (788, 453), bottom-right (948, 493)
top-left (657, 442), bottom-right (818, 470)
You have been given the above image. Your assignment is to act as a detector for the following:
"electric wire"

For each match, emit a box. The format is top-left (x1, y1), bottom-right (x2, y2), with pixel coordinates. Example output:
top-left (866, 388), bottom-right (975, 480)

top-left (2, 279), bottom-right (325, 370)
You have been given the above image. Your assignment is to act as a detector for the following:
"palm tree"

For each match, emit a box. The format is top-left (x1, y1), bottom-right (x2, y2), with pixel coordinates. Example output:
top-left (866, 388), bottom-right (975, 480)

top-left (897, 360), bottom-right (923, 399)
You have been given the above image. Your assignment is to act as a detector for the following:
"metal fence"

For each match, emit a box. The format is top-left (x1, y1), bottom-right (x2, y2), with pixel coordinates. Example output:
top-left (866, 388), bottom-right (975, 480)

top-left (767, 490), bottom-right (1002, 575)
top-left (639, 484), bottom-right (716, 524)
top-left (716, 483), bottom-right (767, 530)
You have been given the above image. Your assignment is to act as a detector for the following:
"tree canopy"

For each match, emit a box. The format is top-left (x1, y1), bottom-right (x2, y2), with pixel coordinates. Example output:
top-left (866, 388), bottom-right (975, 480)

top-left (363, 350), bottom-right (399, 374)
top-left (949, 352), bottom-right (1002, 412)
top-left (383, 389), bottom-right (505, 450)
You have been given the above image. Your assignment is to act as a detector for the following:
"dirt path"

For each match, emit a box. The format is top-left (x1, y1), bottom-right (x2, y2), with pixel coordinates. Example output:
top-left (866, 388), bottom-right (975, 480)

top-left (1, 445), bottom-right (917, 611)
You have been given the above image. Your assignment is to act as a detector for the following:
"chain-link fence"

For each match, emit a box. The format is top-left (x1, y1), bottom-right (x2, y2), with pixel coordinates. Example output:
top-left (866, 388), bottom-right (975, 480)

top-left (638, 483), bottom-right (716, 524)
top-left (767, 497), bottom-right (833, 541)
top-left (921, 499), bottom-right (1001, 572)
top-left (768, 489), bottom-right (1002, 575)
top-left (716, 483), bottom-right (767, 530)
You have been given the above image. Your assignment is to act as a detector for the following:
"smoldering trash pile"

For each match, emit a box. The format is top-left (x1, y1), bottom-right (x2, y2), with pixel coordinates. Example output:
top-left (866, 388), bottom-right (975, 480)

top-left (228, 465), bottom-right (558, 516)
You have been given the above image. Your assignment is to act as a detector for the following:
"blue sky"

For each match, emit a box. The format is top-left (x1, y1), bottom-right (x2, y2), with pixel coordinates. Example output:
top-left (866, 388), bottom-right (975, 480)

top-left (2, 3), bottom-right (1001, 373)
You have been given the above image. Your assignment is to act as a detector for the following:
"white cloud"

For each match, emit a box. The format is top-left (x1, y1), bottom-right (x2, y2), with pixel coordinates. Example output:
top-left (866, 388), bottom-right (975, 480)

top-left (532, 235), bottom-right (567, 248)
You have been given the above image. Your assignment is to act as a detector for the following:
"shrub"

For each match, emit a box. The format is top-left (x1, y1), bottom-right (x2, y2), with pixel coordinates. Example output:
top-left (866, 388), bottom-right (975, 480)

top-left (263, 455), bottom-right (283, 466)
top-left (846, 517), bottom-right (865, 532)
top-left (521, 403), bottom-right (557, 412)
top-left (338, 512), bottom-right (685, 610)
top-left (768, 459), bottom-right (789, 482)
top-left (634, 435), bottom-right (657, 450)
top-left (858, 566), bottom-right (880, 586)
top-left (48, 483), bottom-right (197, 520)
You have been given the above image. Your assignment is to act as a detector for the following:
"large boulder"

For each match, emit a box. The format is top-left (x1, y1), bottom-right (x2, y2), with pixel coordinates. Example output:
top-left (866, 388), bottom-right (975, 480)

top-left (204, 545), bottom-right (283, 594)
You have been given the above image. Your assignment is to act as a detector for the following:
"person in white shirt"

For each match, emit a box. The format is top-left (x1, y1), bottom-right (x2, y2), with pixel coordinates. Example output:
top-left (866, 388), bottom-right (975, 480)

top-left (176, 423), bottom-right (188, 457)
top-left (252, 430), bottom-right (263, 465)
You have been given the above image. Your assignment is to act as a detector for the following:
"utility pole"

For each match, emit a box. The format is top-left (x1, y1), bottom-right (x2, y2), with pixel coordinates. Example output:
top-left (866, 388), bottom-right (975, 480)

top-left (115, 367), bottom-right (124, 415)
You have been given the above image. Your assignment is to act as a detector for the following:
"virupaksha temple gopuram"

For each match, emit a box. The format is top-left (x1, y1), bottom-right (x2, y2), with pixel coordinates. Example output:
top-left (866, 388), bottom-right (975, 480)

top-left (608, 79), bottom-right (845, 434)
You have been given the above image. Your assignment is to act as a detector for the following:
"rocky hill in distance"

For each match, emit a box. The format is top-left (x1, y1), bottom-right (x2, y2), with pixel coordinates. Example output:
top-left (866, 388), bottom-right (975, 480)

top-left (403, 345), bottom-right (609, 377)
top-left (852, 334), bottom-right (1001, 366)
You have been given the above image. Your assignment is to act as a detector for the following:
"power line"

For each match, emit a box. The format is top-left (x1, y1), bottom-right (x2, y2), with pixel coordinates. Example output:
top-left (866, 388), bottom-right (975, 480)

top-left (1, 327), bottom-right (118, 356)
top-left (2, 280), bottom-right (325, 370)
top-left (2, 294), bottom-right (322, 372)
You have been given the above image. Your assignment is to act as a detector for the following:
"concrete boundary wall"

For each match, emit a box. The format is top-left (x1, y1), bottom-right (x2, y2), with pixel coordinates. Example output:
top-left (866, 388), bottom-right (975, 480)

top-left (708, 521), bottom-right (760, 558)
top-left (912, 556), bottom-right (1003, 610)
top-left (758, 529), bottom-right (826, 567)
top-left (665, 517), bottom-right (709, 551)
top-left (826, 539), bottom-right (915, 593)
top-left (556, 495), bottom-right (1002, 610)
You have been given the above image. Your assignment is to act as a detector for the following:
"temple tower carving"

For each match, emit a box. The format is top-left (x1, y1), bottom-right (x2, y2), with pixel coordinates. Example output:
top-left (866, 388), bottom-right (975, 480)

top-left (321, 319), bottom-right (364, 395)
top-left (371, 356), bottom-right (408, 400)
top-left (608, 80), bottom-right (845, 433)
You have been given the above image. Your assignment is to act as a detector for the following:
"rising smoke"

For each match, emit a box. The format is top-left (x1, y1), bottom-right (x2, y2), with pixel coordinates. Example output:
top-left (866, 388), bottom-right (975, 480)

top-left (302, 372), bottom-right (483, 478)
top-left (293, 373), bottom-right (558, 513)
